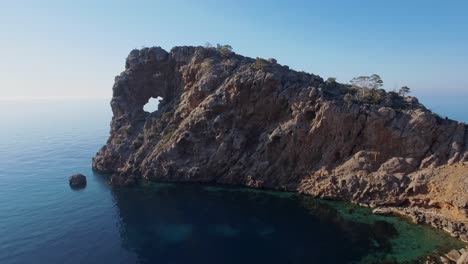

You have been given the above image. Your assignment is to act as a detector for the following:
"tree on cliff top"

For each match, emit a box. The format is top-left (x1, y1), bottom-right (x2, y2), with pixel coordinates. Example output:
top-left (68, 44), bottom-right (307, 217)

top-left (350, 74), bottom-right (384, 89)
top-left (398, 86), bottom-right (411, 96)
top-left (216, 44), bottom-right (233, 57)
top-left (252, 57), bottom-right (269, 70)
top-left (349, 74), bottom-right (385, 104)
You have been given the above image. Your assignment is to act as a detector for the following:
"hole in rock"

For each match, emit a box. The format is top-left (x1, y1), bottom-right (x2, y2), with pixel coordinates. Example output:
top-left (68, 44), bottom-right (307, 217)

top-left (144, 96), bottom-right (163, 112)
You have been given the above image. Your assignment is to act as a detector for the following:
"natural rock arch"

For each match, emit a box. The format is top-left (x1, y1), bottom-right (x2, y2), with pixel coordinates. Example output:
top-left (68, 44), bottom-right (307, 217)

top-left (143, 96), bottom-right (163, 113)
top-left (93, 46), bottom-right (468, 237)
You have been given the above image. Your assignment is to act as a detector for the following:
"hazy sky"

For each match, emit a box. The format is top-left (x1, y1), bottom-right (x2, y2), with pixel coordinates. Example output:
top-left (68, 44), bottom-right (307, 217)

top-left (1, 0), bottom-right (468, 100)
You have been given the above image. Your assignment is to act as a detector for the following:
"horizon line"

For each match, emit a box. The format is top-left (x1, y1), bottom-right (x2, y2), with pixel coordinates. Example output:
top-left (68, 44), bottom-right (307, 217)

top-left (0, 96), bottom-right (111, 101)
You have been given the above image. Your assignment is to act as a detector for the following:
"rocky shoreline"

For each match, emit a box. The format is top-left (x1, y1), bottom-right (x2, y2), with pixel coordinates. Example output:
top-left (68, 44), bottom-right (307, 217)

top-left (371, 206), bottom-right (468, 263)
top-left (373, 206), bottom-right (468, 241)
top-left (93, 45), bottom-right (468, 259)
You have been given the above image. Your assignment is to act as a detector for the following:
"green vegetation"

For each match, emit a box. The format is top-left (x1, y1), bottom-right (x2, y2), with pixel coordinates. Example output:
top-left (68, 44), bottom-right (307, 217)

top-left (347, 86), bottom-right (386, 105)
top-left (158, 125), bottom-right (177, 149)
top-left (348, 74), bottom-right (386, 104)
top-left (216, 44), bottom-right (233, 57)
top-left (326, 77), bottom-right (337, 83)
top-left (161, 111), bottom-right (171, 120)
top-left (398, 86), bottom-right (411, 96)
top-left (345, 76), bottom-right (413, 107)
top-left (365, 88), bottom-right (385, 104)
top-left (251, 57), bottom-right (269, 70)
top-left (350, 74), bottom-right (383, 90)
top-left (163, 126), bottom-right (176, 140)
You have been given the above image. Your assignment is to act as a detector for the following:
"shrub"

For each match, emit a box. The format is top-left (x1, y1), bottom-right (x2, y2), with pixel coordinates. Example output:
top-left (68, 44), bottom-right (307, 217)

top-left (350, 86), bottom-right (385, 105)
top-left (158, 125), bottom-right (177, 149)
top-left (398, 86), bottom-right (411, 96)
top-left (216, 44), bottom-right (233, 57)
top-left (365, 88), bottom-right (385, 104)
top-left (252, 57), bottom-right (269, 70)
top-left (161, 112), bottom-right (171, 120)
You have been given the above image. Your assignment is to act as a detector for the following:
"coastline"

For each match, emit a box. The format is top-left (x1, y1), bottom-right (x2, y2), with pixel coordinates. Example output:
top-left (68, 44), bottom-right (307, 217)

top-left (93, 45), bottom-right (468, 262)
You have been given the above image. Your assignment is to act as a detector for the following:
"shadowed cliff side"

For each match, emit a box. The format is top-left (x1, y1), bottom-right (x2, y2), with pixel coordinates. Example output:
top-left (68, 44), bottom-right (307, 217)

top-left (93, 46), bottom-right (468, 238)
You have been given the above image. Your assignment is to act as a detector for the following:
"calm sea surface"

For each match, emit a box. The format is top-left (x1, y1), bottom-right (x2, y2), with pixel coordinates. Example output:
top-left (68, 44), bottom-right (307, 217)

top-left (0, 99), bottom-right (465, 264)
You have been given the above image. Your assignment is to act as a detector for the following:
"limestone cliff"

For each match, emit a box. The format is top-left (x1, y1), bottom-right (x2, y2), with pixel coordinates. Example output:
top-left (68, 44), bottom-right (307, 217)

top-left (93, 46), bottom-right (468, 237)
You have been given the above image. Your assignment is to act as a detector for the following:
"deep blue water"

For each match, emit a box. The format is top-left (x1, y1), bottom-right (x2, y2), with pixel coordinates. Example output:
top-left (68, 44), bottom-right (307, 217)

top-left (0, 99), bottom-right (464, 264)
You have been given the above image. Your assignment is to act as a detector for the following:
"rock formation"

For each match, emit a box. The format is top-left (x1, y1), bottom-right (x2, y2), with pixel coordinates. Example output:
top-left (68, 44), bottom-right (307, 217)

top-left (69, 173), bottom-right (87, 189)
top-left (93, 45), bottom-right (468, 237)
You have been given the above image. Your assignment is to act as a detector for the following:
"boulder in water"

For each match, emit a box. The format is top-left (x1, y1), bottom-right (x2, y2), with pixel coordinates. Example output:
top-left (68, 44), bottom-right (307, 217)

top-left (69, 174), bottom-right (87, 189)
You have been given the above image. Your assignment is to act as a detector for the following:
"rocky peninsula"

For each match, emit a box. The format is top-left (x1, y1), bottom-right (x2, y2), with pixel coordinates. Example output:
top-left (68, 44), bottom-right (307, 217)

top-left (93, 45), bottom-right (468, 241)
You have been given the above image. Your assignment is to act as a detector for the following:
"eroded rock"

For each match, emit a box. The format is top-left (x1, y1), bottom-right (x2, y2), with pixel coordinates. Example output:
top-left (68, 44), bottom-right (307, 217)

top-left (458, 251), bottom-right (468, 264)
top-left (93, 45), bottom-right (468, 236)
top-left (447, 249), bottom-right (462, 262)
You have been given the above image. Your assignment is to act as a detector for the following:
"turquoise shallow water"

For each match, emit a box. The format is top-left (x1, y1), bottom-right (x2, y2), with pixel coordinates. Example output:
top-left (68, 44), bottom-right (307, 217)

top-left (0, 100), bottom-right (464, 264)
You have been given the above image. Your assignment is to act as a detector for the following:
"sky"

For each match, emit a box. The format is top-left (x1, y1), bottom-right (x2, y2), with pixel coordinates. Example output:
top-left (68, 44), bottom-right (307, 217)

top-left (0, 0), bottom-right (467, 116)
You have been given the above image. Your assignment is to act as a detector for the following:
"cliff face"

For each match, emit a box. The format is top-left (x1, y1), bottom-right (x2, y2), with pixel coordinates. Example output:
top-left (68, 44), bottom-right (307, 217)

top-left (93, 46), bottom-right (468, 235)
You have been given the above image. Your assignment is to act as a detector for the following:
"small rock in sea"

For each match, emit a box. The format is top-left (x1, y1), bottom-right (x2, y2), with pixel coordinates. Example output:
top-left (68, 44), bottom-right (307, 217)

top-left (69, 174), bottom-right (87, 189)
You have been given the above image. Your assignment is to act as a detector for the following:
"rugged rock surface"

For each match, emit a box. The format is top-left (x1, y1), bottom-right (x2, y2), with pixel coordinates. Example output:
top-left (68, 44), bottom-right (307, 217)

top-left (69, 173), bottom-right (87, 189)
top-left (457, 251), bottom-right (468, 264)
top-left (93, 45), bottom-right (468, 236)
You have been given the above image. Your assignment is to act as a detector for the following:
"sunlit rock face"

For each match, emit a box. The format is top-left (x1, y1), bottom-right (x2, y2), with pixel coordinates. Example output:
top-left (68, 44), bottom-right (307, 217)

top-left (93, 45), bottom-right (468, 235)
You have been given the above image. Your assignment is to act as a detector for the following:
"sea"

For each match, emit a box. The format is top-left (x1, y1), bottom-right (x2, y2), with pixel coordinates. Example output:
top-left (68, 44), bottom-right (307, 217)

top-left (0, 98), bottom-right (466, 264)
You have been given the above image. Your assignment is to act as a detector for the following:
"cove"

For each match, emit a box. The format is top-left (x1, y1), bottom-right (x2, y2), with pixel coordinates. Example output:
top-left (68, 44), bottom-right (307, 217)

top-left (112, 181), bottom-right (464, 263)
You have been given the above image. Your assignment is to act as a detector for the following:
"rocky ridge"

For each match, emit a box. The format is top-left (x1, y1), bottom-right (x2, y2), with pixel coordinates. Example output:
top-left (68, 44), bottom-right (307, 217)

top-left (92, 45), bottom-right (468, 240)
